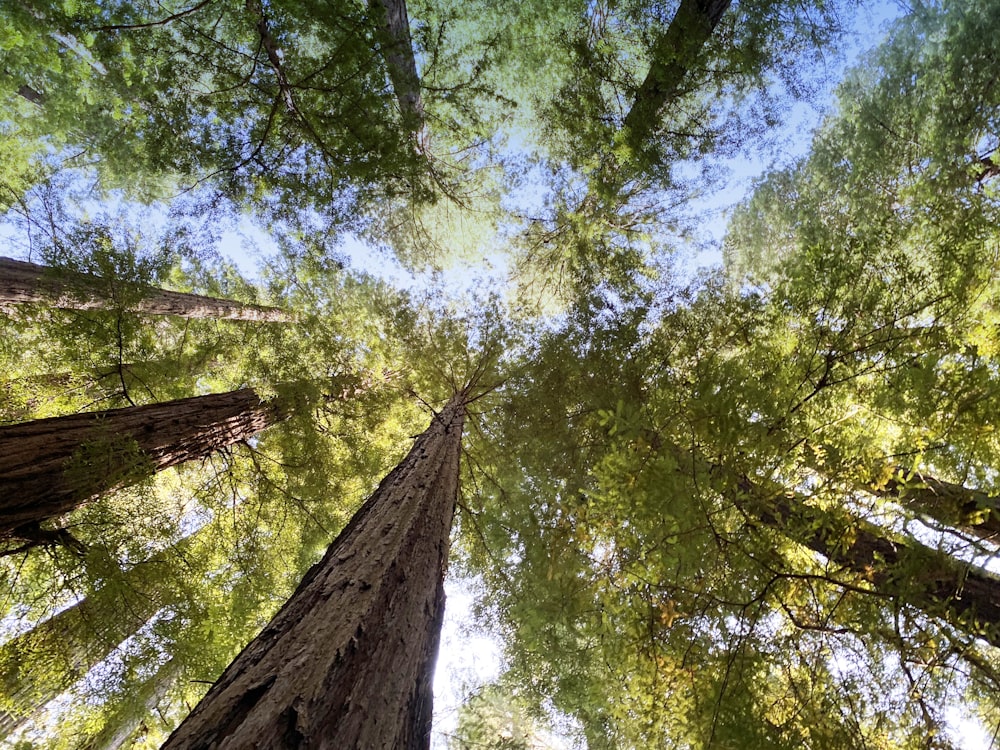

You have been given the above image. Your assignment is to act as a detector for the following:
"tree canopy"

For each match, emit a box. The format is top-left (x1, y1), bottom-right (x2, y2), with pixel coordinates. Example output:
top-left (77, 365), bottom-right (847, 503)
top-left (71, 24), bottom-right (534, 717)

top-left (2, 0), bottom-right (1000, 747)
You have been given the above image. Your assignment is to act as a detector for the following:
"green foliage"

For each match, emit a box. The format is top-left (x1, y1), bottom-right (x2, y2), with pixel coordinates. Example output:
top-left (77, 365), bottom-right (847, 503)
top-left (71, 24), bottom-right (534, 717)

top-left (4, 0), bottom-right (1000, 747)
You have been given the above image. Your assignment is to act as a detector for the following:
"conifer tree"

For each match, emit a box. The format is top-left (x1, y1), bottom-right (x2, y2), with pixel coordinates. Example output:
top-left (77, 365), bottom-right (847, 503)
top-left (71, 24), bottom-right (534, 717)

top-left (163, 391), bottom-right (467, 748)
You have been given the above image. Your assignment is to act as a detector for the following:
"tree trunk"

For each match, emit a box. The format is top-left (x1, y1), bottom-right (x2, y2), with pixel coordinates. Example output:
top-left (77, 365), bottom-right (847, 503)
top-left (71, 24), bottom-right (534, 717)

top-left (84, 658), bottom-right (182, 750)
top-left (162, 393), bottom-right (466, 749)
top-left (708, 457), bottom-right (1000, 648)
top-left (621, 0), bottom-right (732, 149)
top-left (0, 559), bottom-right (171, 738)
top-left (0, 388), bottom-right (291, 537)
top-left (367, 0), bottom-right (425, 136)
top-left (663, 441), bottom-right (1000, 647)
top-left (869, 468), bottom-right (1000, 545)
top-left (0, 257), bottom-right (291, 322)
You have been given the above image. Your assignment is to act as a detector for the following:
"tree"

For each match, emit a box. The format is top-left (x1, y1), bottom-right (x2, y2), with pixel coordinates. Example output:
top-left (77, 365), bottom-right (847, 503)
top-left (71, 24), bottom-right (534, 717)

top-left (0, 387), bottom-right (293, 540)
top-left (368, 0), bottom-right (426, 137)
top-left (621, 0), bottom-right (732, 153)
top-left (9, 0), bottom-right (1000, 745)
top-left (162, 391), bottom-right (467, 748)
top-left (0, 540), bottom-right (184, 738)
top-left (0, 257), bottom-right (291, 321)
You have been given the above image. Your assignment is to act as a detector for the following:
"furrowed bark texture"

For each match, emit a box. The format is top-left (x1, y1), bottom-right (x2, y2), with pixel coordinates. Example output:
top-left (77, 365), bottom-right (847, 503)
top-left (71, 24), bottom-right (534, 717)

top-left (0, 257), bottom-right (290, 321)
top-left (0, 388), bottom-right (289, 534)
top-left (622, 0), bottom-right (731, 147)
top-left (367, 0), bottom-right (425, 133)
top-left (162, 395), bottom-right (466, 750)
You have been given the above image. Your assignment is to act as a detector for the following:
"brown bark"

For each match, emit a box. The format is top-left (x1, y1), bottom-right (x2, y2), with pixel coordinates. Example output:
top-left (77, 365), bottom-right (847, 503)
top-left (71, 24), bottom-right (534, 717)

top-left (0, 388), bottom-right (290, 536)
top-left (162, 393), bottom-right (466, 749)
top-left (751, 483), bottom-right (1000, 646)
top-left (0, 257), bottom-right (291, 322)
top-left (621, 0), bottom-right (732, 150)
top-left (367, 0), bottom-right (425, 135)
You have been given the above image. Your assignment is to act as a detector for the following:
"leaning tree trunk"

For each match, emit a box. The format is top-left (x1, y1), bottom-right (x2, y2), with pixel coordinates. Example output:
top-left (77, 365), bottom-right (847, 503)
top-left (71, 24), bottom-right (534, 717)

top-left (0, 257), bottom-right (290, 321)
top-left (621, 0), bottom-right (732, 150)
top-left (162, 393), bottom-right (466, 749)
top-left (0, 555), bottom-right (173, 738)
top-left (0, 388), bottom-right (292, 537)
top-left (84, 658), bottom-right (182, 750)
top-left (867, 467), bottom-right (1000, 545)
top-left (663, 440), bottom-right (1000, 648)
top-left (367, 0), bottom-right (425, 137)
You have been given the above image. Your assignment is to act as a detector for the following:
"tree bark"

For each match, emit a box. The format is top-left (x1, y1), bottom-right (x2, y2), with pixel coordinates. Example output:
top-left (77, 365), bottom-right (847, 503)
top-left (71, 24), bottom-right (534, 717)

top-left (0, 388), bottom-right (291, 537)
top-left (662, 441), bottom-right (1000, 647)
top-left (0, 257), bottom-right (291, 322)
top-left (621, 0), bottom-right (732, 149)
top-left (708, 457), bottom-right (1000, 648)
top-left (367, 0), bottom-right (425, 136)
top-left (162, 393), bottom-right (466, 749)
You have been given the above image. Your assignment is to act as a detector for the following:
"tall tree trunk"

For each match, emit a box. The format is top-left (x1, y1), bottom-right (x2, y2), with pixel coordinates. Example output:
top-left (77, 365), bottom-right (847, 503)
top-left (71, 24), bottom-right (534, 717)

top-left (621, 0), bottom-right (732, 149)
top-left (693, 452), bottom-right (1000, 647)
top-left (0, 553), bottom-right (174, 738)
top-left (801, 447), bottom-right (1000, 545)
top-left (0, 257), bottom-right (290, 322)
top-left (867, 468), bottom-right (1000, 545)
top-left (662, 441), bottom-right (1000, 647)
top-left (84, 658), bottom-right (182, 750)
top-left (367, 0), bottom-right (425, 136)
top-left (0, 388), bottom-right (292, 537)
top-left (162, 393), bottom-right (466, 749)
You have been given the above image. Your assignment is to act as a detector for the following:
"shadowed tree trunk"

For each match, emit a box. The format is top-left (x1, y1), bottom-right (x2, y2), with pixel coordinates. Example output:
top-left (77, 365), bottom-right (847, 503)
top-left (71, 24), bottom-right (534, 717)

top-left (662, 440), bottom-right (1000, 647)
top-left (749, 480), bottom-right (1000, 647)
top-left (367, 0), bottom-right (425, 137)
top-left (84, 658), bottom-right (181, 750)
top-left (162, 392), bottom-right (466, 749)
top-left (0, 549), bottom-right (177, 738)
top-left (0, 388), bottom-right (293, 538)
top-left (621, 0), bottom-right (732, 150)
top-left (0, 257), bottom-right (290, 321)
top-left (867, 468), bottom-right (1000, 545)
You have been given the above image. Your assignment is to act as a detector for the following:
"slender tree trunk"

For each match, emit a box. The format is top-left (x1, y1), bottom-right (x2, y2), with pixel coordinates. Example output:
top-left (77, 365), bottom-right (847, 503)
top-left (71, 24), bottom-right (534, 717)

top-left (0, 257), bottom-right (290, 322)
top-left (800, 449), bottom-right (1000, 544)
top-left (0, 559), bottom-right (171, 738)
top-left (621, 0), bottom-right (732, 149)
top-left (749, 480), bottom-right (1000, 647)
top-left (0, 388), bottom-right (292, 537)
top-left (84, 658), bottom-right (182, 750)
top-left (367, 0), bottom-right (425, 136)
top-left (662, 441), bottom-right (1000, 647)
top-left (162, 393), bottom-right (466, 749)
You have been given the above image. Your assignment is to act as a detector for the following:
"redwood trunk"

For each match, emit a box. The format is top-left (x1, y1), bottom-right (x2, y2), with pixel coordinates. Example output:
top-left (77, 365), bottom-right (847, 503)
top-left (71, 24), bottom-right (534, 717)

top-left (0, 257), bottom-right (290, 322)
top-left (872, 469), bottom-right (1000, 544)
top-left (85, 658), bottom-right (181, 750)
top-left (162, 394), bottom-right (466, 749)
top-left (665, 442), bottom-right (1000, 647)
top-left (0, 575), bottom-right (165, 738)
top-left (368, 0), bottom-right (425, 134)
top-left (0, 388), bottom-right (289, 535)
top-left (621, 0), bottom-right (731, 148)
